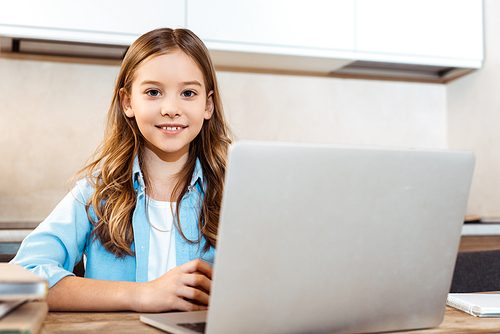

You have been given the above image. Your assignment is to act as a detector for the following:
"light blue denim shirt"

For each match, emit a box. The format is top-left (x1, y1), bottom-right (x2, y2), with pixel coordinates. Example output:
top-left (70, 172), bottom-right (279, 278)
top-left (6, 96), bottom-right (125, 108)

top-left (12, 157), bottom-right (215, 288)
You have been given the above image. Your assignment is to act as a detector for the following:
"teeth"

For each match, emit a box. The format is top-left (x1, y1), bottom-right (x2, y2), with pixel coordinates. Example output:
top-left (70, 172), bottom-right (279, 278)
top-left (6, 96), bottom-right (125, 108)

top-left (161, 126), bottom-right (182, 130)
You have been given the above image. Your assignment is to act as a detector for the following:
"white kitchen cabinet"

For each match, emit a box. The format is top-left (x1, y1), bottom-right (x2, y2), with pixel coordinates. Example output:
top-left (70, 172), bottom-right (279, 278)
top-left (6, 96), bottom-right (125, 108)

top-left (187, 0), bottom-right (355, 51)
top-left (355, 0), bottom-right (483, 68)
top-left (187, 0), bottom-right (356, 72)
top-left (186, 0), bottom-right (483, 80)
top-left (0, 0), bottom-right (484, 82)
top-left (0, 0), bottom-right (185, 45)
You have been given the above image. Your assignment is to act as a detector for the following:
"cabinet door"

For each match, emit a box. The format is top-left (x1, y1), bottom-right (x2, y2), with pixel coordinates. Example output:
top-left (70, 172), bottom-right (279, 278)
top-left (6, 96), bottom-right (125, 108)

top-left (0, 0), bottom-right (185, 44)
top-left (356, 0), bottom-right (483, 67)
top-left (187, 0), bottom-right (355, 52)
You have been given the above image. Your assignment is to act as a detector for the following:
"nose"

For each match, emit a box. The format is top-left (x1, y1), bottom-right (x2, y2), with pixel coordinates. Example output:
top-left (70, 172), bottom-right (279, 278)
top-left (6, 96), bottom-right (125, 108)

top-left (160, 96), bottom-right (181, 118)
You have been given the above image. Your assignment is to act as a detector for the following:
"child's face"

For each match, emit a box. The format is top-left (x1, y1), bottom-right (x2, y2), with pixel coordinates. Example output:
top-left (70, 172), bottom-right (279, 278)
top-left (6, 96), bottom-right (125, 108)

top-left (121, 50), bottom-right (213, 162)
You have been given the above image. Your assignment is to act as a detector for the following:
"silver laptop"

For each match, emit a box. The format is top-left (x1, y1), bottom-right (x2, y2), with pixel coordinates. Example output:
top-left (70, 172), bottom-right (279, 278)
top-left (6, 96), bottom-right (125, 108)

top-left (141, 141), bottom-right (475, 334)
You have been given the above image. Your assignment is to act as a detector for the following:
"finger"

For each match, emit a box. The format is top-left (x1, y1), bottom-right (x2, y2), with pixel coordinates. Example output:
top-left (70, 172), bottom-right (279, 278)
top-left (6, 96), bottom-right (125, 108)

top-left (181, 260), bottom-right (214, 279)
top-left (183, 297), bottom-right (206, 307)
top-left (177, 285), bottom-right (210, 306)
top-left (172, 297), bottom-right (209, 312)
top-left (181, 273), bottom-right (212, 294)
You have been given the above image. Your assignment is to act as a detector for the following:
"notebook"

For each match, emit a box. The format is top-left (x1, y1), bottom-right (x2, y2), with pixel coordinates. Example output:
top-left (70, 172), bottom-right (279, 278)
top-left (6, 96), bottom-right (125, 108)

top-left (0, 263), bottom-right (48, 301)
top-left (447, 293), bottom-right (500, 317)
top-left (141, 140), bottom-right (475, 334)
top-left (0, 300), bottom-right (26, 321)
top-left (0, 301), bottom-right (48, 334)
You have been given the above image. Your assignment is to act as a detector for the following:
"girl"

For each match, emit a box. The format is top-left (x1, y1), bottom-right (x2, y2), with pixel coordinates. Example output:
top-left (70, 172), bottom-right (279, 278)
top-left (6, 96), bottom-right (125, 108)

top-left (12, 28), bottom-right (232, 312)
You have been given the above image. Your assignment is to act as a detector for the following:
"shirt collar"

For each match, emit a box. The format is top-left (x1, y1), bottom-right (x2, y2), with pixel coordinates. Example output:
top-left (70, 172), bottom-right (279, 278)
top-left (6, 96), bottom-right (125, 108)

top-left (190, 158), bottom-right (205, 192)
top-left (132, 155), bottom-right (205, 193)
top-left (132, 156), bottom-right (145, 194)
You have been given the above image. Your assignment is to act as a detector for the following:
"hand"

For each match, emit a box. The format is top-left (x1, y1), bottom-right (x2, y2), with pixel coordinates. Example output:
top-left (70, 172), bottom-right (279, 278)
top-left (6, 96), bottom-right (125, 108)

top-left (135, 259), bottom-right (213, 312)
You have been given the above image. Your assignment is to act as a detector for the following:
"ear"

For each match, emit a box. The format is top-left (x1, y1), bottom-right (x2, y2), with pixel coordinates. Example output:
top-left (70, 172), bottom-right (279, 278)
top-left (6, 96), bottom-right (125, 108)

top-left (204, 90), bottom-right (214, 120)
top-left (120, 88), bottom-right (134, 118)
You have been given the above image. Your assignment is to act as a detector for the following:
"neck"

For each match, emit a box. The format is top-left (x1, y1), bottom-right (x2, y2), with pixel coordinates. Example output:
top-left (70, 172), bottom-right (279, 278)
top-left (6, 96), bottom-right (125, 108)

top-left (142, 147), bottom-right (189, 202)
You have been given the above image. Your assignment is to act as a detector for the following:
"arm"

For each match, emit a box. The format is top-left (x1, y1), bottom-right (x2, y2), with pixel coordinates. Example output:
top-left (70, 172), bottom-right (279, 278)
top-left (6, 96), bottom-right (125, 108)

top-left (13, 183), bottom-right (93, 288)
top-left (47, 259), bottom-right (213, 312)
top-left (15, 182), bottom-right (213, 312)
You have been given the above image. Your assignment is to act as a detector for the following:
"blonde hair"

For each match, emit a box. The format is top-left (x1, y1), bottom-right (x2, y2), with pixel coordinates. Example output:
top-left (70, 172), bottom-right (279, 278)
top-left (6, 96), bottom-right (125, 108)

top-left (76, 28), bottom-right (232, 257)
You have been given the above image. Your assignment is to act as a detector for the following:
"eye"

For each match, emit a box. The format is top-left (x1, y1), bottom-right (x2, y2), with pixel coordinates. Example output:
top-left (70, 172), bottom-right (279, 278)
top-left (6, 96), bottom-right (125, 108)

top-left (181, 90), bottom-right (196, 98)
top-left (146, 89), bottom-right (161, 97)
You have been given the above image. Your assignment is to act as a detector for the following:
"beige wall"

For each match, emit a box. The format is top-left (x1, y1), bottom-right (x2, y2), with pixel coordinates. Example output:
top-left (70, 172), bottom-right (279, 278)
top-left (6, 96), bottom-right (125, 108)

top-left (219, 72), bottom-right (446, 148)
top-left (0, 56), bottom-right (115, 222)
top-left (447, 0), bottom-right (499, 220)
top-left (0, 54), bottom-right (447, 222)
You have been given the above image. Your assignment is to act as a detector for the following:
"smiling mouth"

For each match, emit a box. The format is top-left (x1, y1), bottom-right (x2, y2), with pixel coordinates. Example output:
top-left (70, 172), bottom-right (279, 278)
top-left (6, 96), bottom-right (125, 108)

top-left (157, 126), bottom-right (185, 130)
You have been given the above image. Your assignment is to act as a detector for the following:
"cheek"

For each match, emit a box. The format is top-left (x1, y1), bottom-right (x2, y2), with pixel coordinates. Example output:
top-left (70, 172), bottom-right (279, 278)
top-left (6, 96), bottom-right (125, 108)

top-left (189, 110), bottom-right (207, 134)
top-left (196, 106), bottom-right (210, 125)
top-left (133, 110), bottom-right (156, 132)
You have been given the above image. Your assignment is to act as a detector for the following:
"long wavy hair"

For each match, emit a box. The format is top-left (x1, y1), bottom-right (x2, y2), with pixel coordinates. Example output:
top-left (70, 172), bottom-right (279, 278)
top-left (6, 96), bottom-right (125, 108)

top-left (75, 28), bottom-right (232, 258)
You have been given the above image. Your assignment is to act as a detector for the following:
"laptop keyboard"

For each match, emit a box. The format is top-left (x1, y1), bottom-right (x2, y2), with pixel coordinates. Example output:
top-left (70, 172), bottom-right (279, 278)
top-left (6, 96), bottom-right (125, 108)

top-left (178, 322), bottom-right (206, 333)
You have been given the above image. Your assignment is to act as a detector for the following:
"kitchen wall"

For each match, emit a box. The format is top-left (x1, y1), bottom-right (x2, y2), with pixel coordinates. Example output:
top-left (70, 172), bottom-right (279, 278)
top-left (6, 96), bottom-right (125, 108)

top-left (0, 53), bottom-right (447, 223)
top-left (447, 0), bottom-right (500, 220)
top-left (2, 2), bottom-right (497, 223)
top-left (0, 55), bottom-right (116, 223)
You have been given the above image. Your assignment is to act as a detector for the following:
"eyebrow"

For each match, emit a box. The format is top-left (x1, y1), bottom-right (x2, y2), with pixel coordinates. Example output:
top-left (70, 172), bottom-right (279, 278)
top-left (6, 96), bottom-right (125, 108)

top-left (139, 80), bottom-right (162, 86)
top-left (181, 80), bottom-right (202, 87)
top-left (139, 80), bottom-right (202, 87)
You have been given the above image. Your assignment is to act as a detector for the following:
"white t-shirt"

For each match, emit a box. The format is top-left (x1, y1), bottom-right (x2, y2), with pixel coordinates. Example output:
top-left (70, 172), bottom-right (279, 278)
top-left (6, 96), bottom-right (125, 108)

top-left (147, 197), bottom-right (177, 281)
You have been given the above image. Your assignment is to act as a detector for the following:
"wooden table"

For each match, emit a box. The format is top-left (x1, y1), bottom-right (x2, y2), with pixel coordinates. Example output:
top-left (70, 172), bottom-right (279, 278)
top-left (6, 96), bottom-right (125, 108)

top-left (33, 235), bottom-right (500, 333)
top-left (40, 306), bottom-right (500, 334)
top-left (459, 235), bottom-right (500, 252)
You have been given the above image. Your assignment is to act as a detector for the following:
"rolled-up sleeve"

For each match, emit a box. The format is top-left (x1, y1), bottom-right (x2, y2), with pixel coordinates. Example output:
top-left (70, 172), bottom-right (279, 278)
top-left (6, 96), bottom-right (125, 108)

top-left (12, 181), bottom-right (93, 288)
